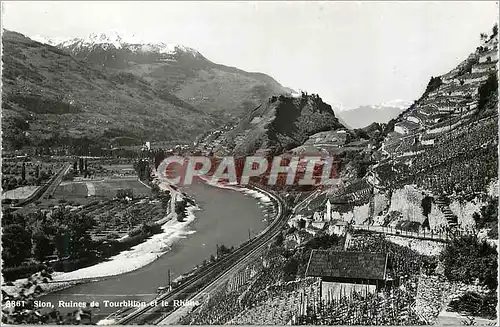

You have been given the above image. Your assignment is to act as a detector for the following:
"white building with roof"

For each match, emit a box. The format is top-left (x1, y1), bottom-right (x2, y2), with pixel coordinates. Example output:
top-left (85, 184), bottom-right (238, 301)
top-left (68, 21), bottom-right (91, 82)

top-left (479, 50), bottom-right (499, 64)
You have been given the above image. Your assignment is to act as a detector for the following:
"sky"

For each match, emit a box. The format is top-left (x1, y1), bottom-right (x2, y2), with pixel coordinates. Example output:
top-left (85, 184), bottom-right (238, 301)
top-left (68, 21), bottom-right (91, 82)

top-left (2, 1), bottom-right (498, 109)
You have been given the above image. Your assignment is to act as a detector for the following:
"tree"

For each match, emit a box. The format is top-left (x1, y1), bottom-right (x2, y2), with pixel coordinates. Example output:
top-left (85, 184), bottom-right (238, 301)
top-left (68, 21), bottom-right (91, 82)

top-left (2, 224), bottom-right (32, 267)
top-left (65, 213), bottom-right (96, 259)
top-left (116, 188), bottom-right (133, 199)
top-left (473, 198), bottom-right (498, 238)
top-left (160, 192), bottom-right (172, 210)
top-left (493, 24), bottom-right (498, 37)
top-left (79, 157), bottom-right (84, 174)
top-left (424, 76), bottom-right (443, 94)
top-left (478, 73), bottom-right (498, 111)
top-left (217, 244), bottom-right (233, 256)
top-left (440, 235), bottom-right (497, 291)
top-left (3, 211), bottom-right (27, 227)
top-left (32, 230), bottom-right (55, 262)
top-left (134, 159), bottom-right (152, 181)
top-left (274, 232), bottom-right (284, 247)
top-left (21, 162), bottom-right (26, 181)
top-left (175, 199), bottom-right (187, 222)
top-left (47, 207), bottom-right (96, 259)
top-left (151, 184), bottom-right (160, 195)
top-left (421, 196), bottom-right (433, 230)
top-left (283, 257), bottom-right (299, 281)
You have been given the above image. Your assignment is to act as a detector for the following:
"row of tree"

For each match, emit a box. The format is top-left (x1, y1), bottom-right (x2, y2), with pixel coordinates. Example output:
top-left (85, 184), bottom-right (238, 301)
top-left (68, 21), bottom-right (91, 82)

top-left (73, 157), bottom-right (89, 176)
top-left (134, 159), bottom-right (152, 181)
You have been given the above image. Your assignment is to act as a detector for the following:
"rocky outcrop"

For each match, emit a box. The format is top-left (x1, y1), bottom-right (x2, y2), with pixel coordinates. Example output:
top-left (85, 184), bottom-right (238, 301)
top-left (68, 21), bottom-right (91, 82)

top-left (215, 93), bottom-right (344, 156)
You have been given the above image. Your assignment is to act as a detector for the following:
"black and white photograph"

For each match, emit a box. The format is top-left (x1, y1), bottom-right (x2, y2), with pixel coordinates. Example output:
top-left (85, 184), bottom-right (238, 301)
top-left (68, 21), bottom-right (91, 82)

top-left (1, 1), bottom-right (499, 325)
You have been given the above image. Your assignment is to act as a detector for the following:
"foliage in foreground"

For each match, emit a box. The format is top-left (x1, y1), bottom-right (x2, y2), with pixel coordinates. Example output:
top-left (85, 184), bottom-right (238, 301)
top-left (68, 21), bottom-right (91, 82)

top-left (440, 235), bottom-right (497, 291)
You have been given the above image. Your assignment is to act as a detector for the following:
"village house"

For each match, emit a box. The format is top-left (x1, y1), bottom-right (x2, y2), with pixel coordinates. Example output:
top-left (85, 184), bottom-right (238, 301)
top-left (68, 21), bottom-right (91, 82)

top-left (288, 215), bottom-right (307, 229)
top-left (327, 220), bottom-right (349, 236)
top-left (468, 101), bottom-right (479, 110)
top-left (306, 250), bottom-right (394, 301)
top-left (427, 90), bottom-right (439, 98)
top-left (311, 221), bottom-right (327, 230)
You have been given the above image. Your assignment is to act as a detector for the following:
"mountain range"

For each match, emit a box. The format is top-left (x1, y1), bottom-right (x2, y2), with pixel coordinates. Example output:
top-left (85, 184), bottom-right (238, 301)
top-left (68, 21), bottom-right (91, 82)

top-left (335, 100), bottom-right (413, 129)
top-left (36, 31), bottom-right (293, 119)
top-left (1, 30), bottom-right (292, 152)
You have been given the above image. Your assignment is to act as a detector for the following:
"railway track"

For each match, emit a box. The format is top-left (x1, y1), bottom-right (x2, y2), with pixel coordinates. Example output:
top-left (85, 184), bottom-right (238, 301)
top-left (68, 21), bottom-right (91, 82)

top-left (40, 163), bottom-right (72, 200)
top-left (114, 185), bottom-right (288, 325)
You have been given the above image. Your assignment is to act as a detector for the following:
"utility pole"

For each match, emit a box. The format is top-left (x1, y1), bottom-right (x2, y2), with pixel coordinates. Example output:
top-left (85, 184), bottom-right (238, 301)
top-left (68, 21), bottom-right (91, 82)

top-left (248, 229), bottom-right (251, 240)
top-left (167, 269), bottom-right (171, 291)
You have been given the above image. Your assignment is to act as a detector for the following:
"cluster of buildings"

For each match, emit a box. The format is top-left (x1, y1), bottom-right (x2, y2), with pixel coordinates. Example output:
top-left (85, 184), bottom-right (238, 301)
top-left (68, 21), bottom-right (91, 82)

top-left (388, 31), bottom-right (498, 152)
top-left (288, 199), bottom-right (350, 238)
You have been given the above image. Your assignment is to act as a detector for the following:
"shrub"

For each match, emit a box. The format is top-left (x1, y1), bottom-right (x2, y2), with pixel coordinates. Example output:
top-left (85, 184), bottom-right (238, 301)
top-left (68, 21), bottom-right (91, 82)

top-left (116, 188), bottom-right (133, 199)
top-left (3, 263), bottom-right (47, 282)
top-left (424, 76), bottom-right (442, 94)
top-left (448, 291), bottom-right (497, 319)
top-left (440, 235), bottom-right (497, 291)
top-left (478, 73), bottom-right (498, 111)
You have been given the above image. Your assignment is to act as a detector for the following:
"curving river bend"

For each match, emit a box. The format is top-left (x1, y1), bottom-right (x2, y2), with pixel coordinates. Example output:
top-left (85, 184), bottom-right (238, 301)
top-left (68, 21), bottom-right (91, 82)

top-left (39, 180), bottom-right (268, 321)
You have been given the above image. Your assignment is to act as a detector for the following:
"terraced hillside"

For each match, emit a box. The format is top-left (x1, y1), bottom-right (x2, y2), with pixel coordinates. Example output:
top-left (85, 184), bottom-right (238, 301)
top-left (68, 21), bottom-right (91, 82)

top-left (376, 30), bottom-right (499, 199)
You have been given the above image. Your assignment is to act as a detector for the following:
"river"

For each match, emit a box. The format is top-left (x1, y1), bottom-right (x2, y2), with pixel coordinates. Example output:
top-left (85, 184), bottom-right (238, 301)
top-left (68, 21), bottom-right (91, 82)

top-left (39, 180), bottom-right (268, 321)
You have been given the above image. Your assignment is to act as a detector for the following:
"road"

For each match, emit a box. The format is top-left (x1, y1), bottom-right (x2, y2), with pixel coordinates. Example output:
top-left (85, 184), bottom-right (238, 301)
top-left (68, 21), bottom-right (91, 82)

top-left (112, 184), bottom-right (288, 325)
top-left (350, 225), bottom-right (451, 243)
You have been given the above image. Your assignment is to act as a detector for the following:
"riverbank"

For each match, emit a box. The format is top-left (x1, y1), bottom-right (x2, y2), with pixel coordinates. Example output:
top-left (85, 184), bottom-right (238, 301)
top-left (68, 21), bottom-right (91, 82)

top-left (201, 178), bottom-right (273, 204)
top-left (2, 201), bottom-right (199, 298)
top-left (55, 207), bottom-right (199, 282)
top-left (3, 180), bottom-right (273, 300)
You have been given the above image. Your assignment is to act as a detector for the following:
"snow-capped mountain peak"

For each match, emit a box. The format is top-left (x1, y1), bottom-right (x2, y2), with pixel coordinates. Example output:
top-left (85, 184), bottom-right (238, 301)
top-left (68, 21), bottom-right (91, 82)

top-left (376, 99), bottom-right (413, 110)
top-left (32, 35), bottom-right (73, 46)
top-left (32, 31), bottom-right (201, 57)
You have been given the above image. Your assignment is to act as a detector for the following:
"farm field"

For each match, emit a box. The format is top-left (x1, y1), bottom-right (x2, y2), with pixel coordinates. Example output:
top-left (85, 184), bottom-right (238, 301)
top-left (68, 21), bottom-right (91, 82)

top-left (75, 197), bottom-right (168, 239)
top-left (92, 163), bottom-right (138, 178)
top-left (93, 178), bottom-right (151, 198)
top-left (53, 178), bottom-right (151, 200)
top-left (2, 159), bottom-right (64, 192)
top-left (54, 182), bottom-right (89, 199)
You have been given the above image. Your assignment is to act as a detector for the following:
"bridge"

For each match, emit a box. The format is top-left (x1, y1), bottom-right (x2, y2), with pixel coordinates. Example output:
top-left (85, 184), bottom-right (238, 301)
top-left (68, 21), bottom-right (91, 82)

top-left (10, 163), bottom-right (71, 208)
